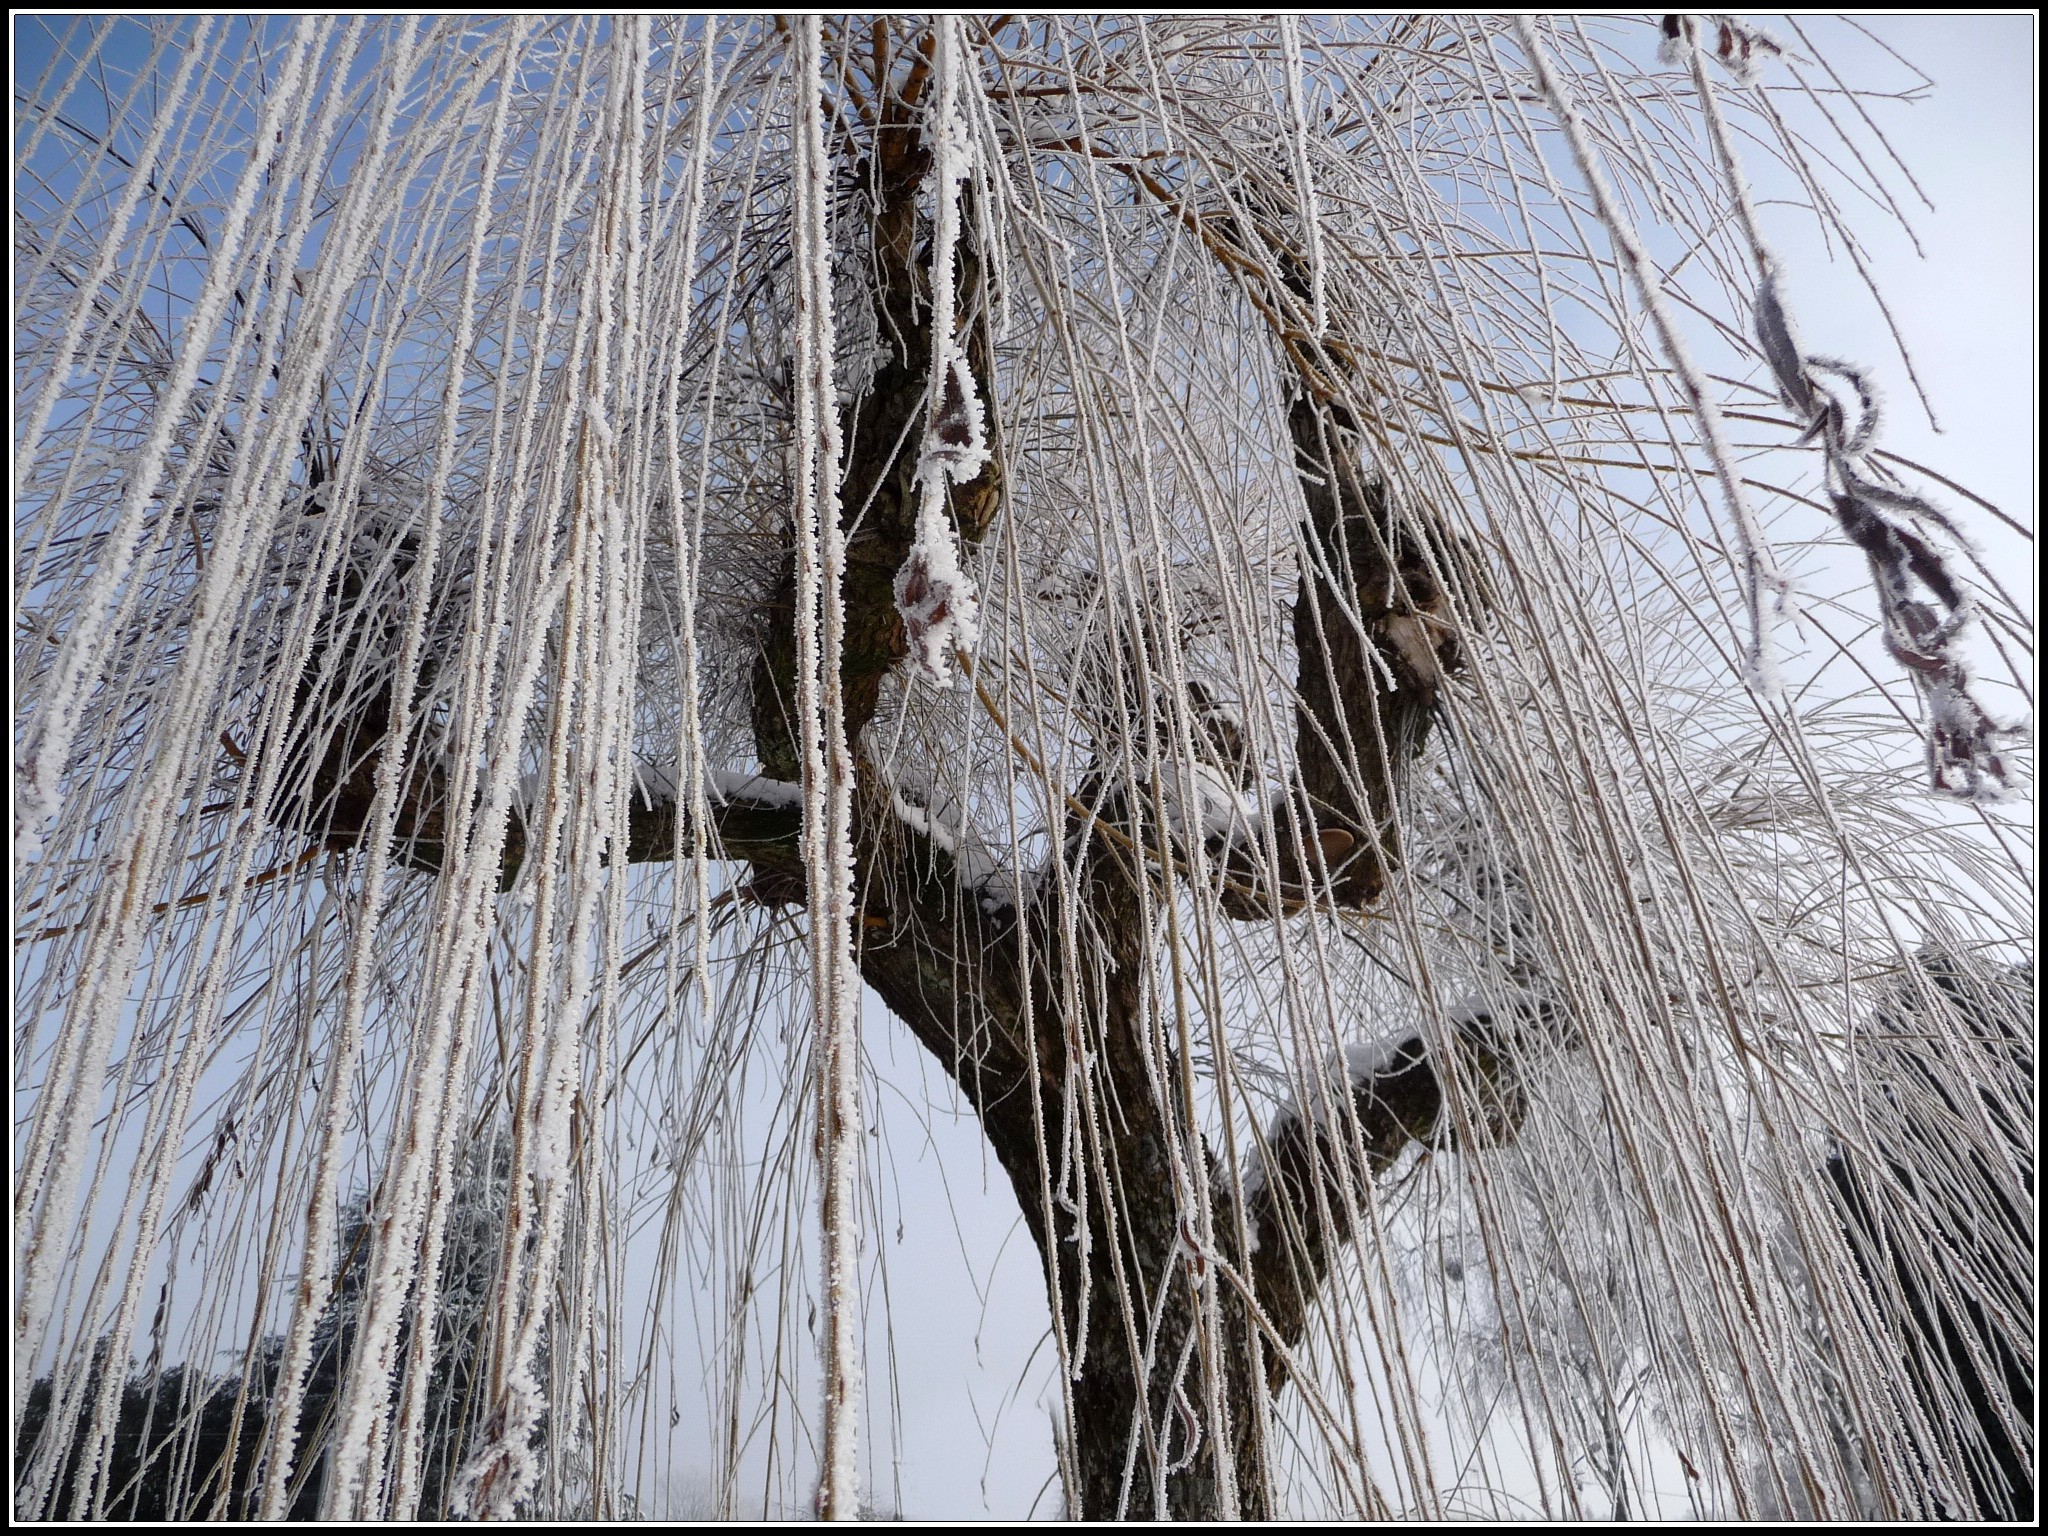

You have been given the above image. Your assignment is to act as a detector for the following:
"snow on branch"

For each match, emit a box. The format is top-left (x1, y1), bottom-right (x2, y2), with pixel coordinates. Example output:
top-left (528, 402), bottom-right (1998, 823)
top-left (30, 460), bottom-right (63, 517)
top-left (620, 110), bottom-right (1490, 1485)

top-left (705, 766), bottom-right (807, 810)
top-left (893, 17), bottom-right (986, 689)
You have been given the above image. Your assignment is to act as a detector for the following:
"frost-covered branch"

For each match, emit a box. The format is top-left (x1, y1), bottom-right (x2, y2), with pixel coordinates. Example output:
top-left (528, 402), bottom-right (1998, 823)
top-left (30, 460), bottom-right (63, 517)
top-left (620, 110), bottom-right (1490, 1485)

top-left (1236, 992), bottom-right (1548, 1391)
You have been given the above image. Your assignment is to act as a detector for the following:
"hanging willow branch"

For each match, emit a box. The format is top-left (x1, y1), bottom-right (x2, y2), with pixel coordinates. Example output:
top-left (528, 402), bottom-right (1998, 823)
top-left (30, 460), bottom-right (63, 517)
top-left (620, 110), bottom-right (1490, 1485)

top-left (14, 15), bottom-right (2030, 1524)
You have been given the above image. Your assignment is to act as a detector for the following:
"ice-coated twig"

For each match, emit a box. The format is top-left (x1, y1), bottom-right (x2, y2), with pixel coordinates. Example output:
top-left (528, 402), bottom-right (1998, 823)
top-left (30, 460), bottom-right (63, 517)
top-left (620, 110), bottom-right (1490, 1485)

top-left (1518, 15), bottom-right (1793, 695)
top-left (894, 14), bottom-right (987, 688)
top-left (1679, 33), bottom-right (2022, 799)
top-left (11, 17), bottom-right (2029, 1527)
top-left (790, 19), bottom-right (864, 1521)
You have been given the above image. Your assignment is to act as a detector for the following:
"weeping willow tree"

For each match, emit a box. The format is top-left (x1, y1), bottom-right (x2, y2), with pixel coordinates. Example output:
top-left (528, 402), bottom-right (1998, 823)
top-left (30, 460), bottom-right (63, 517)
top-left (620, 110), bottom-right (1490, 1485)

top-left (13, 13), bottom-right (2032, 1523)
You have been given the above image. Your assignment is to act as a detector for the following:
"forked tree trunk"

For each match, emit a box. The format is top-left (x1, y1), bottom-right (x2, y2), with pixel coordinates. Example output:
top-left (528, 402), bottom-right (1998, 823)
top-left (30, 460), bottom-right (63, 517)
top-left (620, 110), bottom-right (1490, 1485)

top-left (724, 80), bottom-right (1489, 1512)
top-left (266, 32), bottom-right (1500, 1521)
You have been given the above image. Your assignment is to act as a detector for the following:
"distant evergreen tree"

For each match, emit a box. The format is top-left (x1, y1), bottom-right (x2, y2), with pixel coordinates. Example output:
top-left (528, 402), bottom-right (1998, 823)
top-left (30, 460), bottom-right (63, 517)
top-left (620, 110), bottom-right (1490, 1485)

top-left (1826, 952), bottom-right (2033, 1520)
top-left (15, 1147), bottom-right (523, 1521)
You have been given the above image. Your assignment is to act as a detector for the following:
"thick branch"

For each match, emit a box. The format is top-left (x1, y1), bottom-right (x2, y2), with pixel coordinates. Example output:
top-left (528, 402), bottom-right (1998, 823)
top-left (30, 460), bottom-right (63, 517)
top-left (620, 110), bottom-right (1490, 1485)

top-left (363, 770), bottom-right (807, 895)
top-left (1239, 1002), bottom-right (1540, 1391)
top-left (749, 114), bottom-right (999, 782)
top-left (1283, 395), bottom-right (1469, 909)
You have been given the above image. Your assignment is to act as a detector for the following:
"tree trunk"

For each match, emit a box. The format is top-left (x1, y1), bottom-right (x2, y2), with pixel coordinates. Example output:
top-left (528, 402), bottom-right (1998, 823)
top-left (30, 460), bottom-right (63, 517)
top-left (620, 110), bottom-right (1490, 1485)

top-left (255, 37), bottom-right (1500, 1519)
